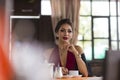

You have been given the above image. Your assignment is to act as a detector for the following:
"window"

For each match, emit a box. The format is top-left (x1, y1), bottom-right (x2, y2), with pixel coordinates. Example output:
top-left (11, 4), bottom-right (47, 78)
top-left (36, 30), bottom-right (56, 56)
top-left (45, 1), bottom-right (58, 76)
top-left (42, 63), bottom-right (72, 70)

top-left (41, 0), bottom-right (120, 61)
top-left (41, 0), bottom-right (51, 15)
top-left (78, 0), bottom-right (120, 61)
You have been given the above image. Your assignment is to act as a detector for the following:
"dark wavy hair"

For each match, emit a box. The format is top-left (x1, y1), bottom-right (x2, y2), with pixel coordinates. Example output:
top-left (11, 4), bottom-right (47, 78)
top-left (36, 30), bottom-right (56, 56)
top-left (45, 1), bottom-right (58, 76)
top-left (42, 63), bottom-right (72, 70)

top-left (55, 18), bottom-right (73, 33)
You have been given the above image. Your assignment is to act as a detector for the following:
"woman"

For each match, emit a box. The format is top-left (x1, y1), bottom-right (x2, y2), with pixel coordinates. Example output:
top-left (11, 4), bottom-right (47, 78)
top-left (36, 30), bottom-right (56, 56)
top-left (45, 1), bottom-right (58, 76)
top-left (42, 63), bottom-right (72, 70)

top-left (46, 19), bottom-right (88, 77)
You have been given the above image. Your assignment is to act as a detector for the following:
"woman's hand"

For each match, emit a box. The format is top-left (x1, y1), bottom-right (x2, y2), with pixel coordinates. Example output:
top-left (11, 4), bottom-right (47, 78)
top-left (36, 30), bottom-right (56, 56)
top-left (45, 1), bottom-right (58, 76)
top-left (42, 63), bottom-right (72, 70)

top-left (60, 42), bottom-right (79, 56)
top-left (68, 44), bottom-right (78, 54)
top-left (61, 67), bottom-right (68, 75)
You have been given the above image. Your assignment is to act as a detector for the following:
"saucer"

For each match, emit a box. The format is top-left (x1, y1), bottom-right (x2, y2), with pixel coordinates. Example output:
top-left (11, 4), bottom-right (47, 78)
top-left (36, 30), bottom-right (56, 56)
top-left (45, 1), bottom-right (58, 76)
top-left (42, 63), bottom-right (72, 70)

top-left (62, 75), bottom-right (73, 78)
top-left (62, 75), bottom-right (82, 79)
top-left (72, 75), bottom-right (82, 78)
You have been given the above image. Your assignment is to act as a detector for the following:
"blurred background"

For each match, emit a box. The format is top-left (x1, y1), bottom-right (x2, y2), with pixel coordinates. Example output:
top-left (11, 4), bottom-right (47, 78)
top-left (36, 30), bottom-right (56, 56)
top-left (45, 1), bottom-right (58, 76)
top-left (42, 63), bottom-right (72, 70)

top-left (0, 0), bottom-right (120, 79)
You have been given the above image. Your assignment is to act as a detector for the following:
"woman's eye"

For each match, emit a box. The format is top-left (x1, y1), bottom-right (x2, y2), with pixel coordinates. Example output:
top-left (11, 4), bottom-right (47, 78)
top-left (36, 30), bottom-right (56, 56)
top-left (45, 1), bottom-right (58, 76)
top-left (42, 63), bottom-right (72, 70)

top-left (60, 30), bottom-right (65, 32)
top-left (68, 30), bottom-right (72, 33)
top-left (60, 29), bottom-right (72, 33)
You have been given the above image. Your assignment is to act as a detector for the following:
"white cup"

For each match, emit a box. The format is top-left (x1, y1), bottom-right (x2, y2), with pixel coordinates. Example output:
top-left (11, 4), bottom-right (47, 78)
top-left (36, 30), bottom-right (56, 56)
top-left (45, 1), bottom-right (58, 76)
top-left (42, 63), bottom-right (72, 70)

top-left (69, 70), bottom-right (79, 76)
top-left (49, 63), bottom-right (54, 78)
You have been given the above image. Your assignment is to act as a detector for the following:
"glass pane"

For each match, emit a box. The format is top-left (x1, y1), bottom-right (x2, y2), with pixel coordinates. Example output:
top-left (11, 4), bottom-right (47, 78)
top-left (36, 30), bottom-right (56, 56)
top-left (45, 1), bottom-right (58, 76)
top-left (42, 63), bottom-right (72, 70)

top-left (111, 41), bottom-right (117, 50)
top-left (80, 1), bottom-right (91, 15)
top-left (92, 1), bottom-right (109, 16)
top-left (118, 17), bottom-right (120, 40)
top-left (77, 41), bottom-right (92, 61)
top-left (118, 1), bottom-right (120, 16)
top-left (93, 18), bottom-right (108, 37)
top-left (77, 41), bottom-right (84, 48)
top-left (119, 41), bottom-right (120, 50)
top-left (94, 39), bottom-right (108, 59)
top-left (110, 1), bottom-right (116, 15)
top-left (110, 17), bottom-right (117, 40)
top-left (92, 0), bottom-right (109, 1)
top-left (41, 0), bottom-right (51, 15)
top-left (79, 17), bottom-right (91, 40)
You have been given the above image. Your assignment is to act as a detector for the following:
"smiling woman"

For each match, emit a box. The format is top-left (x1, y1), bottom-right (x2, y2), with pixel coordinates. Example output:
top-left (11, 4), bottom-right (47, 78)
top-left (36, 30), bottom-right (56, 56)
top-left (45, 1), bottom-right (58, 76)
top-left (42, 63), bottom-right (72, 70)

top-left (45, 19), bottom-right (90, 77)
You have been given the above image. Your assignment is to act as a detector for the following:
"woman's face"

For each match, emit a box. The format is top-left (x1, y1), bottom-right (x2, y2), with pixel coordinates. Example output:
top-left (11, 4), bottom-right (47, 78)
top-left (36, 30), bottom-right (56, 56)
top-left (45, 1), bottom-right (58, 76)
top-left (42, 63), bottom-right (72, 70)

top-left (56, 23), bottom-right (73, 43)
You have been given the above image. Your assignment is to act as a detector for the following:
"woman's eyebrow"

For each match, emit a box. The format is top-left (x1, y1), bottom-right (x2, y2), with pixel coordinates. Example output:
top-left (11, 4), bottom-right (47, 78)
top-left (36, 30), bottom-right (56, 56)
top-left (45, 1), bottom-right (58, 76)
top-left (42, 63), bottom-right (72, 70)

top-left (60, 28), bottom-right (72, 30)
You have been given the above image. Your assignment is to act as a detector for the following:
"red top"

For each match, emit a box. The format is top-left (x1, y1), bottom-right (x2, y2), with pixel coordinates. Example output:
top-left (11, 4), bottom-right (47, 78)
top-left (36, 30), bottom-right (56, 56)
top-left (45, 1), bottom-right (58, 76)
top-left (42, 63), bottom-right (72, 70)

top-left (49, 46), bottom-right (78, 70)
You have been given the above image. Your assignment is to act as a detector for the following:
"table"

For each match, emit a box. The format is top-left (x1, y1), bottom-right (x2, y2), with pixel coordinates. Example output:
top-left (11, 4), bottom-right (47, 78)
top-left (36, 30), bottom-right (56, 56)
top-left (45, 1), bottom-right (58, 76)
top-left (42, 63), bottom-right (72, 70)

top-left (55, 77), bottom-right (103, 80)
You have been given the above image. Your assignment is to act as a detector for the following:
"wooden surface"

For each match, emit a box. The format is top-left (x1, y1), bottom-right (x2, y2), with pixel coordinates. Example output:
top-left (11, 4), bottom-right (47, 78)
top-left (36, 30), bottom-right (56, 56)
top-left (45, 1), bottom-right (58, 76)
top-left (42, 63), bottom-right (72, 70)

top-left (55, 76), bottom-right (103, 80)
top-left (56, 77), bottom-right (87, 80)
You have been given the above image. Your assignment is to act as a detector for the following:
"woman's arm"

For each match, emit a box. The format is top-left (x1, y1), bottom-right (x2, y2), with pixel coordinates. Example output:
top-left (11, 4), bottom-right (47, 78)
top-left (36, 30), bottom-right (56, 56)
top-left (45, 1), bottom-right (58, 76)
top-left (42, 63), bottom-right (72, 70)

top-left (70, 45), bottom-right (88, 77)
top-left (74, 52), bottom-right (88, 77)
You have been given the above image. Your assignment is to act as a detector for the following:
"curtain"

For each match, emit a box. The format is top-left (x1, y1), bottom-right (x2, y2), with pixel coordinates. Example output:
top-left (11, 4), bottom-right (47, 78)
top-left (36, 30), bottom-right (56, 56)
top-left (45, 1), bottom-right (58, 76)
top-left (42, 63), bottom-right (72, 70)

top-left (50, 0), bottom-right (80, 44)
top-left (0, 0), bottom-right (14, 80)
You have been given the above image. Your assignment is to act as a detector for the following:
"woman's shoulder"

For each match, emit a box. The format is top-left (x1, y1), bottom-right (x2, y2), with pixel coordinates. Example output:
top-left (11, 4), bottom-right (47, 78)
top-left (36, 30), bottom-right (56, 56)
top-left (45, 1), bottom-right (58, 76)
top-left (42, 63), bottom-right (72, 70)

top-left (74, 45), bottom-right (83, 54)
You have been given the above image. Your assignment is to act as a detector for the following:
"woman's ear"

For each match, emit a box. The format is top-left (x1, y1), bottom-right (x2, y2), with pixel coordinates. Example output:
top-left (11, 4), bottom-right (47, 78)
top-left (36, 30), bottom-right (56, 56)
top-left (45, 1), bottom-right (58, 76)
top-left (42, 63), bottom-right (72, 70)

top-left (56, 33), bottom-right (59, 37)
top-left (55, 33), bottom-right (59, 39)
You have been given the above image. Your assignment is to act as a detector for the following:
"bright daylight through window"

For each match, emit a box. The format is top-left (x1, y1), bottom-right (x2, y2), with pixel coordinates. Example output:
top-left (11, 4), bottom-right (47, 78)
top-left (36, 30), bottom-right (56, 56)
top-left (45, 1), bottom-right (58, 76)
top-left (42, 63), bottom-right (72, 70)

top-left (41, 0), bottom-right (120, 61)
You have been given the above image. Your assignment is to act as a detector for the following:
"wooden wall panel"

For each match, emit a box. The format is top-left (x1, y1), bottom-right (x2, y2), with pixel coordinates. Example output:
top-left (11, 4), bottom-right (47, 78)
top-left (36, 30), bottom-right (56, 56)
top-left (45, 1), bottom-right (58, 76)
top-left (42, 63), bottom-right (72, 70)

top-left (13, 0), bottom-right (40, 16)
top-left (39, 16), bottom-right (55, 48)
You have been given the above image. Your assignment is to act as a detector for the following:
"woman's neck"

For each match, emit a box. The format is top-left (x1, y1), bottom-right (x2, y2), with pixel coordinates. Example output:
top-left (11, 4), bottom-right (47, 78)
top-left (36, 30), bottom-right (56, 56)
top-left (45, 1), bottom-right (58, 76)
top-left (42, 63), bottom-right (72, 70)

top-left (58, 42), bottom-right (65, 48)
top-left (58, 40), bottom-right (69, 49)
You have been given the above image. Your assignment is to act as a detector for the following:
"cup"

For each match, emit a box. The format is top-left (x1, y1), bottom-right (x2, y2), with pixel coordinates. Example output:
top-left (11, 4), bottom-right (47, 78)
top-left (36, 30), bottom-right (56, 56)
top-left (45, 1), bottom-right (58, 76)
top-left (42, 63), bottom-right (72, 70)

top-left (48, 63), bottom-right (54, 78)
top-left (69, 70), bottom-right (79, 76)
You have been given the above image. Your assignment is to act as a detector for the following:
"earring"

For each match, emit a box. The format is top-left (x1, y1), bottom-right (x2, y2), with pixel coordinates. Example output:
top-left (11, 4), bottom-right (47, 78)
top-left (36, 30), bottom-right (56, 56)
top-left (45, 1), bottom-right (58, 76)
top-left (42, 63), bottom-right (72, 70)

top-left (56, 34), bottom-right (59, 39)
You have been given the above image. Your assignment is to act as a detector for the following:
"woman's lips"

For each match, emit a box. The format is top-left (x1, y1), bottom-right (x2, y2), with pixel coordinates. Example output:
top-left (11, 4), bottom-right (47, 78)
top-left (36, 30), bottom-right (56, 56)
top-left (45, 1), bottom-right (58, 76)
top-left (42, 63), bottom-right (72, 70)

top-left (63, 37), bottom-right (68, 40)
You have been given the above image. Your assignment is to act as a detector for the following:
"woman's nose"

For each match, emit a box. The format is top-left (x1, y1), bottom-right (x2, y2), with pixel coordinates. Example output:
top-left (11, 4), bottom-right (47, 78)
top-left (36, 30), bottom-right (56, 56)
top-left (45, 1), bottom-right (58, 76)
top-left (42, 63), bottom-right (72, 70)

top-left (64, 31), bottom-right (69, 35)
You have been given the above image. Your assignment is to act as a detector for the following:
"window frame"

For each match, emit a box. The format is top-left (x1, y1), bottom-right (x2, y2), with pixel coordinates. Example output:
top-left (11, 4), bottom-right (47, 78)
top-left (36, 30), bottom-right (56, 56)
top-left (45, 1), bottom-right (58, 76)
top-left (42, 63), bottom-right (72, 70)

top-left (79, 0), bottom-right (120, 61)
